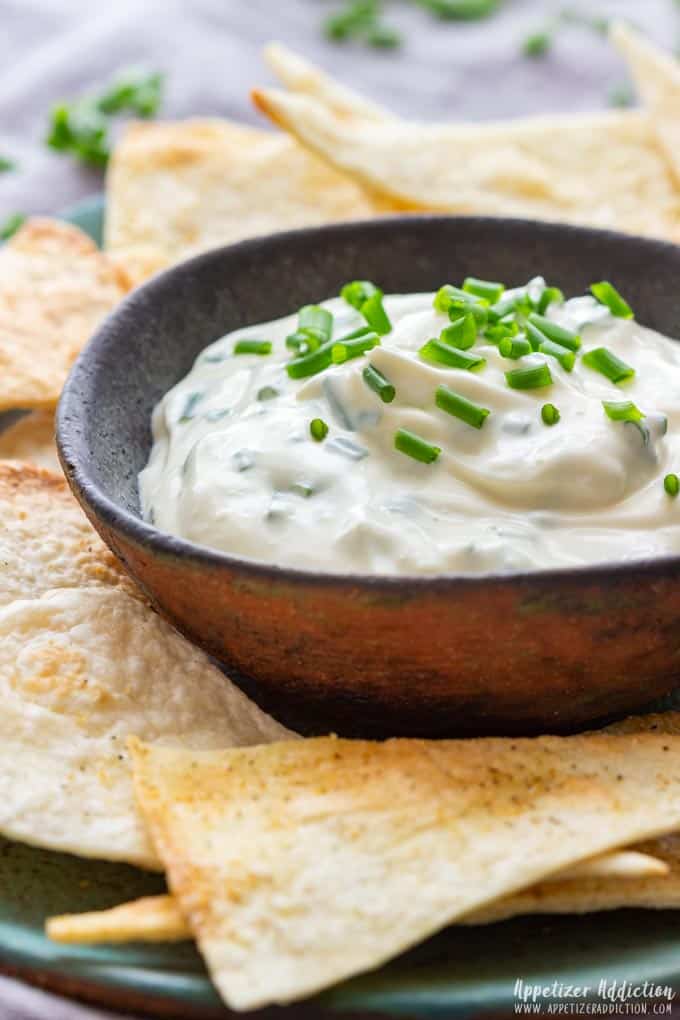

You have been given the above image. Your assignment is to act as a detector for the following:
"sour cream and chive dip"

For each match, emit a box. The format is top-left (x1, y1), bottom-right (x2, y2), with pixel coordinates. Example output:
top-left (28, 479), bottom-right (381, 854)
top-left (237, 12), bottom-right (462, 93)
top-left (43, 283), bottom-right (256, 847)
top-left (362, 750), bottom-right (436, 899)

top-left (139, 274), bottom-right (680, 576)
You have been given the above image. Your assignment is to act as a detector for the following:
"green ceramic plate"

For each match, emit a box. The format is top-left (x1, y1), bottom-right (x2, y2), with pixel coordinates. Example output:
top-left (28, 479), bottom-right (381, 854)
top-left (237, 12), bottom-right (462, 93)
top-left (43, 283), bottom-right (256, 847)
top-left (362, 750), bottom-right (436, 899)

top-left (3, 195), bottom-right (680, 1018)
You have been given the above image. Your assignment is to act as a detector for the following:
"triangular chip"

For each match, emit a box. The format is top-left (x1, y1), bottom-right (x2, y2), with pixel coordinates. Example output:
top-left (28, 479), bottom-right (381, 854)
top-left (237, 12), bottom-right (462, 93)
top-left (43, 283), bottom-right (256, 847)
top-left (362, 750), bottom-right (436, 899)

top-left (0, 412), bottom-right (59, 473)
top-left (611, 22), bottom-right (680, 188)
top-left (104, 118), bottom-right (390, 286)
top-left (130, 732), bottom-right (680, 1009)
top-left (252, 87), bottom-right (680, 239)
top-left (0, 219), bottom-right (130, 411)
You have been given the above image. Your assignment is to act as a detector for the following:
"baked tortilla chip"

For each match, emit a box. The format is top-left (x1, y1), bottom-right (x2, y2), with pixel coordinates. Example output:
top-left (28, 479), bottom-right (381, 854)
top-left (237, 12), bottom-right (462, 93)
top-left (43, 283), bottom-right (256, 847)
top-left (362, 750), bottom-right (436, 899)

top-left (130, 732), bottom-right (680, 1009)
top-left (252, 87), bottom-right (680, 239)
top-left (0, 219), bottom-right (130, 412)
top-left (104, 118), bottom-right (388, 286)
top-left (611, 23), bottom-right (680, 189)
top-left (0, 412), bottom-right (59, 473)
top-left (0, 462), bottom-right (291, 868)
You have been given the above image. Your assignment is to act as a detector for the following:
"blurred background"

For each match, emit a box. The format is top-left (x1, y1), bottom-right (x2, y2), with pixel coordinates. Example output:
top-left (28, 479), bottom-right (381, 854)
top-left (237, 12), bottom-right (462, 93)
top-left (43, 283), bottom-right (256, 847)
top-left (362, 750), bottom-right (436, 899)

top-left (0, 0), bottom-right (675, 220)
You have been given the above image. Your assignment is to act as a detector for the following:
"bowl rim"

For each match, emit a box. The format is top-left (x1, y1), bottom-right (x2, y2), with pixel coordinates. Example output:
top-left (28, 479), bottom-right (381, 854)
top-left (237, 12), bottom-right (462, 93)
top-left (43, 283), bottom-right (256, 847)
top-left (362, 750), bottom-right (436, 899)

top-left (57, 212), bottom-right (680, 593)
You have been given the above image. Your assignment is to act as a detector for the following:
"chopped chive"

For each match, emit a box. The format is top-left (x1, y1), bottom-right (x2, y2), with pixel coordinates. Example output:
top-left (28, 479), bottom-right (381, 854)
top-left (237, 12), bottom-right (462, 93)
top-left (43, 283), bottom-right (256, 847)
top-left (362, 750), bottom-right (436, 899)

top-left (451, 299), bottom-right (487, 330)
top-left (360, 291), bottom-right (392, 335)
top-left (394, 428), bottom-right (441, 464)
top-left (602, 400), bottom-right (643, 423)
top-left (178, 391), bottom-right (203, 422)
top-left (338, 325), bottom-right (373, 341)
top-left (257, 385), bottom-right (279, 401)
top-left (310, 418), bottom-right (329, 442)
top-left (331, 331), bottom-right (380, 364)
top-left (440, 312), bottom-right (477, 350)
top-left (499, 335), bottom-right (532, 359)
top-left (233, 338), bottom-right (272, 356)
top-left (537, 286), bottom-right (565, 315)
top-left (590, 281), bottom-right (633, 320)
top-left (341, 280), bottom-right (381, 310)
top-left (664, 473), bottom-right (680, 497)
top-left (487, 294), bottom-right (518, 322)
top-left (484, 318), bottom-right (519, 344)
top-left (0, 157), bottom-right (15, 173)
top-left (298, 304), bottom-right (333, 342)
top-left (291, 481), bottom-right (314, 498)
top-left (523, 30), bottom-right (551, 58)
top-left (363, 363), bottom-right (395, 403)
top-left (286, 329), bottom-right (318, 354)
top-left (435, 384), bottom-right (490, 429)
top-left (537, 338), bottom-right (575, 372)
top-left (419, 337), bottom-right (486, 372)
top-left (582, 347), bottom-right (635, 384)
top-left (434, 284), bottom-right (487, 319)
top-left (541, 403), bottom-right (560, 426)
top-left (463, 277), bottom-right (504, 303)
top-left (505, 363), bottom-right (553, 390)
top-left (287, 340), bottom-right (334, 379)
top-left (0, 212), bottom-right (25, 240)
top-left (527, 312), bottom-right (581, 351)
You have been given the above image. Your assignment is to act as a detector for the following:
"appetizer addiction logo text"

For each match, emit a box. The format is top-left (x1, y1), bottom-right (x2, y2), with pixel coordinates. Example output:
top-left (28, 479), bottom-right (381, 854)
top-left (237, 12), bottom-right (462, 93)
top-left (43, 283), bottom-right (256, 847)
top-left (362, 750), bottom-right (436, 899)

top-left (513, 978), bottom-right (675, 1014)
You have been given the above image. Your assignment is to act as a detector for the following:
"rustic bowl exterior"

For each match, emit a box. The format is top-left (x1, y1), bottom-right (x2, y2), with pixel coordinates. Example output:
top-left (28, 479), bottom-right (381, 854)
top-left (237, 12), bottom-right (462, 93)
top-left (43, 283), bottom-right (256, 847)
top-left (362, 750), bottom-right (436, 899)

top-left (57, 217), bottom-right (680, 736)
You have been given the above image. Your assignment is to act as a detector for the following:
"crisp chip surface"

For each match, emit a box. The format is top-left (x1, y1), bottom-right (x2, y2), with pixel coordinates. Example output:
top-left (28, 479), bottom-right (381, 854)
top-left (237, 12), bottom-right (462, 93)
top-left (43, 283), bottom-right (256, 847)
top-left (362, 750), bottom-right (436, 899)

top-left (0, 219), bottom-right (130, 411)
top-left (130, 732), bottom-right (680, 1010)
top-left (0, 412), bottom-right (59, 473)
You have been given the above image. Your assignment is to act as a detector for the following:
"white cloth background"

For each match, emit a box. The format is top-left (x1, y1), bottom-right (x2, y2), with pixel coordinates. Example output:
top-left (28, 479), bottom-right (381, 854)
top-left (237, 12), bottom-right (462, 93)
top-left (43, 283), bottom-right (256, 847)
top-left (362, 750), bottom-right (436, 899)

top-left (0, 0), bottom-right (676, 1017)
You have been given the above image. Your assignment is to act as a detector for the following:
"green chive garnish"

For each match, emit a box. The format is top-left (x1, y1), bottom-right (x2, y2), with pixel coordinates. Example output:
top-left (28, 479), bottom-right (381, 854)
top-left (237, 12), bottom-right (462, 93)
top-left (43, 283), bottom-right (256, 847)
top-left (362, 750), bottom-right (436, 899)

top-left (257, 385), bottom-right (279, 401)
top-left (440, 312), bottom-right (477, 350)
top-left (310, 418), bottom-right (329, 442)
top-left (536, 338), bottom-right (575, 372)
top-left (435, 384), bottom-right (490, 429)
top-left (286, 329), bottom-right (319, 354)
top-left (331, 332), bottom-right (380, 364)
top-left (541, 403), bottom-right (560, 426)
top-left (537, 286), bottom-right (564, 315)
top-left (527, 312), bottom-right (581, 351)
top-left (361, 291), bottom-right (392, 335)
top-left (487, 294), bottom-right (518, 322)
top-left (505, 363), bottom-right (553, 390)
top-left (582, 347), bottom-right (635, 384)
top-left (499, 335), bottom-right (532, 359)
top-left (394, 428), bottom-right (441, 464)
top-left (434, 285), bottom-right (488, 329)
top-left (419, 338), bottom-right (486, 372)
top-left (602, 400), bottom-right (643, 422)
top-left (298, 304), bottom-right (333, 341)
top-left (0, 212), bottom-right (25, 240)
top-left (179, 391), bottom-right (203, 422)
top-left (363, 363), bottom-right (395, 403)
top-left (664, 473), bottom-right (679, 497)
top-left (287, 340), bottom-right (334, 379)
top-left (341, 280), bottom-right (380, 310)
top-left (234, 338), bottom-right (272, 356)
top-left (590, 281), bottom-right (634, 319)
top-left (484, 318), bottom-right (519, 344)
top-left (463, 277), bottom-right (504, 303)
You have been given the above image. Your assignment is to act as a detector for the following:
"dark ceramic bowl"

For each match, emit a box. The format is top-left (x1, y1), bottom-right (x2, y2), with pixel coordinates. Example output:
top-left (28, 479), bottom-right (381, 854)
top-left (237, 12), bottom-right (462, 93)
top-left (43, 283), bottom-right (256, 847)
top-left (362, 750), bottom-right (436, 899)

top-left (57, 216), bottom-right (680, 738)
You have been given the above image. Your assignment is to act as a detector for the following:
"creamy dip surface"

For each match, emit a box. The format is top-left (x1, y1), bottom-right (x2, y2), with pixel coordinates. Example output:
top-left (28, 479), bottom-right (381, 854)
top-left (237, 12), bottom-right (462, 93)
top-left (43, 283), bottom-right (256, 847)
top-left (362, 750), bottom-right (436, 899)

top-left (139, 280), bottom-right (680, 575)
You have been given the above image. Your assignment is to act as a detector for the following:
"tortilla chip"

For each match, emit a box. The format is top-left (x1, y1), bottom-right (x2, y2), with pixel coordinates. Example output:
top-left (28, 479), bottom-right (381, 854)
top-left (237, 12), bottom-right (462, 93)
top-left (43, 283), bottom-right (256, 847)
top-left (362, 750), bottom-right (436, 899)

top-left (604, 710), bottom-right (680, 736)
top-left (0, 219), bottom-right (130, 412)
top-left (264, 42), bottom-right (392, 122)
top-left (47, 895), bottom-right (189, 944)
top-left (611, 23), bottom-right (680, 189)
top-left (557, 850), bottom-right (668, 881)
top-left (252, 87), bottom-right (680, 239)
top-left (0, 412), bottom-right (59, 473)
top-left (130, 732), bottom-right (680, 1009)
top-left (104, 118), bottom-right (388, 286)
top-left (0, 462), bottom-right (291, 868)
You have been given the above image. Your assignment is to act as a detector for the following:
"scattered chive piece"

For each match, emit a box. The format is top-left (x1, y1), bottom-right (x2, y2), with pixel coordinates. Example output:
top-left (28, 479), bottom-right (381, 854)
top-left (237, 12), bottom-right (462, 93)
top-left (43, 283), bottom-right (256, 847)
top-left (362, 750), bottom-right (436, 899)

top-left (0, 212), bottom-right (25, 240)
top-left (434, 283), bottom-right (486, 313)
top-left (541, 403), bottom-right (560, 426)
top-left (310, 418), bottom-right (329, 442)
top-left (499, 335), bottom-right (532, 359)
top-left (484, 318), bottom-right (519, 344)
top-left (602, 400), bottom-right (643, 423)
top-left (363, 363), bottom-right (396, 403)
top-left (487, 294), bottom-right (518, 322)
top-left (291, 481), bottom-right (314, 498)
top-left (582, 347), bottom-right (635, 384)
top-left (537, 286), bottom-right (565, 315)
top-left (451, 300), bottom-right (487, 330)
top-left (435, 384), bottom-right (490, 429)
top-left (523, 30), bottom-right (551, 58)
top-left (505, 363), bottom-right (553, 390)
top-left (360, 290), bottom-right (392, 335)
top-left (287, 340), bottom-right (334, 379)
top-left (419, 337), bottom-right (486, 372)
top-left (298, 304), bottom-right (333, 341)
top-left (394, 428), bottom-right (441, 464)
top-left (440, 312), bottom-right (477, 350)
top-left (463, 277), bottom-right (504, 303)
top-left (0, 157), bottom-right (15, 172)
top-left (286, 329), bottom-right (319, 354)
top-left (179, 391), bottom-right (203, 423)
top-left (331, 332), bottom-right (380, 363)
top-left (664, 473), bottom-right (680, 497)
top-left (257, 385), bottom-right (279, 401)
top-left (233, 338), bottom-right (272, 356)
top-left (590, 281), bottom-right (634, 319)
top-left (527, 312), bottom-right (581, 350)
top-left (341, 279), bottom-right (380, 309)
top-left (338, 325), bottom-right (373, 341)
top-left (537, 338), bottom-right (575, 372)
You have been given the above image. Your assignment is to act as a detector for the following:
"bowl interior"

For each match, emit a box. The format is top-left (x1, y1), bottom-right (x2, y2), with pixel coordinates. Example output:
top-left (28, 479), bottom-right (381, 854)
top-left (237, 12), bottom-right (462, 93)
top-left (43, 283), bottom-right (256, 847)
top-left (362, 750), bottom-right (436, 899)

top-left (58, 215), bottom-right (680, 547)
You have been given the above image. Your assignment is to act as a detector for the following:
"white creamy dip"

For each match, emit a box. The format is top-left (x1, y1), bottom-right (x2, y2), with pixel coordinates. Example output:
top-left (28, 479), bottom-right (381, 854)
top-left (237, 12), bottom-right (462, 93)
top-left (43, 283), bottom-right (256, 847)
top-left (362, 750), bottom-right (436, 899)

top-left (139, 282), bottom-right (680, 575)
